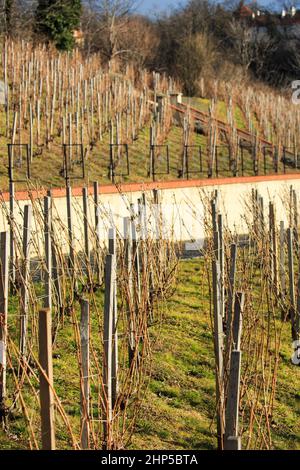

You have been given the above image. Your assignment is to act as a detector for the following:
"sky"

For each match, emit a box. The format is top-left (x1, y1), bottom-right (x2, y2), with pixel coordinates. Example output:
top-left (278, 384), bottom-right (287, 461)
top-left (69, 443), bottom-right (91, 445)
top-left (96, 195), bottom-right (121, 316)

top-left (136, 0), bottom-right (185, 16)
top-left (135, 0), bottom-right (286, 16)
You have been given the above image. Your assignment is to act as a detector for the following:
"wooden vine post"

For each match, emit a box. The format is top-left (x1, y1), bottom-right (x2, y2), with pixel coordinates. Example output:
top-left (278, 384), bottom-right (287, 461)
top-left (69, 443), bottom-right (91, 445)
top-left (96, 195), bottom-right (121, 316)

top-left (47, 190), bottom-right (63, 324)
top-left (124, 217), bottom-right (135, 365)
top-left (20, 204), bottom-right (32, 359)
top-left (287, 228), bottom-right (296, 339)
top-left (93, 181), bottom-right (101, 283)
top-left (149, 125), bottom-right (155, 181)
top-left (44, 196), bottom-right (52, 310)
top-left (224, 292), bottom-right (244, 450)
top-left (269, 202), bottom-right (278, 298)
top-left (108, 228), bottom-right (118, 408)
top-left (9, 181), bottom-right (15, 292)
top-left (80, 299), bottom-right (90, 450)
top-left (211, 197), bottom-right (225, 450)
top-left (39, 308), bottom-right (56, 450)
top-left (225, 243), bottom-right (237, 354)
top-left (66, 185), bottom-right (75, 288)
top-left (0, 232), bottom-right (9, 422)
top-left (103, 253), bottom-right (114, 448)
top-left (82, 187), bottom-right (90, 282)
top-left (279, 221), bottom-right (286, 307)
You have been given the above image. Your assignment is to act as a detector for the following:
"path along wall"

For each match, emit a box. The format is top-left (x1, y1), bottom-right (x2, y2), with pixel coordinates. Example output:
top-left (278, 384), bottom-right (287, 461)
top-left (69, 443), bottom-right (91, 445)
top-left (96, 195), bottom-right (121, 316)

top-left (0, 173), bottom-right (298, 257)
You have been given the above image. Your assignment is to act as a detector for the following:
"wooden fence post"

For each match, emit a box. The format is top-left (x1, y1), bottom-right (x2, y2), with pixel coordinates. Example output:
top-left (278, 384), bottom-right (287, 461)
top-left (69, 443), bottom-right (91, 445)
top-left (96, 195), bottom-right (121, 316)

top-left (149, 125), bottom-right (154, 181)
top-left (82, 187), bottom-right (90, 267)
top-left (44, 196), bottom-right (52, 310)
top-left (39, 308), bottom-right (56, 450)
top-left (280, 221), bottom-right (286, 303)
top-left (0, 232), bottom-right (9, 418)
top-left (131, 214), bottom-right (141, 304)
top-left (212, 235), bottom-right (225, 450)
top-left (252, 189), bottom-right (258, 238)
top-left (287, 228), bottom-right (297, 339)
top-left (259, 196), bottom-right (264, 235)
top-left (47, 190), bottom-right (63, 328)
top-left (224, 351), bottom-right (242, 449)
top-left (66, 185), bottom-right (75, 276)
top-left (124, 217), bottom-right (135, 366)
top-left (108, 228), bottom-right (118, 409)
top-left (269, 202), bottom-right (278, 297)
top-left (225, 243), bottom-right (237, 357)
top-left (292, 188), bottom-right (299, 247)
top-left (103, 254), bottom-right (114, 448)
top-left (218, 213), bottom-right (224, 318)
top-left (9, 181), bottom-right (15, 293)
top-left (80, 299), bottom-right (90, 450)
top-left (93, 181), bottom-right (101, 282)
top-left (211, 199), bottom-right (218, 234)
top-left (20, 204), bottom-right (32, 358)
top-left (93, 181), bottom-right (100, 237)
top-left (224, 292), bottom-right (244, 451)
top-left (232, 292), bottom-right (244, 350)
top-left (211, 195), bottom-right (225, 448)
top-left (225, 435), bottom-right (241, 450)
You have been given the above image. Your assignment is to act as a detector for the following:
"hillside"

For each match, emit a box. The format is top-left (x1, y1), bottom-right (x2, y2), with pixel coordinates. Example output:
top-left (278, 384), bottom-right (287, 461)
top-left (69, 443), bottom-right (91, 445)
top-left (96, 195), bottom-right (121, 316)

top-left (0, 258), bottom-right (299, 450)
top-left (132, 259), bottom-right (300, 450)
top-left (1, 39), bottom-right (300, 193)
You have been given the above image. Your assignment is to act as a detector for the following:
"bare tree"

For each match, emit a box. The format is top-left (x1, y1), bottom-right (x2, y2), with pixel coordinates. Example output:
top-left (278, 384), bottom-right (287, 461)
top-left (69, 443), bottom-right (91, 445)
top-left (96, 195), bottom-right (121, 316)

top-left (82, 0), bottom-right (138, 60)
top-left (0, 0), bottom-right (36, 37)
top-left (227, 18), bottom-right (255, 70)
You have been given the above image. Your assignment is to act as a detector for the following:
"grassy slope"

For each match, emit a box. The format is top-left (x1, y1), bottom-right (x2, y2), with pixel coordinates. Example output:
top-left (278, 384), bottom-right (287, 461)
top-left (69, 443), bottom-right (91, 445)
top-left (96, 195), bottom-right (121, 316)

top-left (132, 258), bottom-right (300, 450)
top-left (0, 258), bottom-right (299, 450)
top-left (0, 112), bottom-right (208, 190)
top-left (0, 93), bottom-right (291, 192)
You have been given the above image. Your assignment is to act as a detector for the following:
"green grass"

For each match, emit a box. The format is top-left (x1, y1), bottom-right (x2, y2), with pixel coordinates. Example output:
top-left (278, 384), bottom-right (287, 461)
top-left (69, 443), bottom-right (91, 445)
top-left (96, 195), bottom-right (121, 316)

top-left (131, 259), bottom-right (300, 450)
top-left (0, 258), bottom-right (299, 450)
top-left (0, 92), bottom-right (298, 191)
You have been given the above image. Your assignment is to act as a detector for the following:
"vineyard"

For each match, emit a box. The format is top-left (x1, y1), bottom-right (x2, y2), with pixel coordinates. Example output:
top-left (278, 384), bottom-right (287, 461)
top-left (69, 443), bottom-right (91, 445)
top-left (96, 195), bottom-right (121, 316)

top-left (0, 38), bottom-right (299, 452)
top-left (0, 179), bottom-right (298, 450)
top-left (1, 40), bottom-right (300, 191)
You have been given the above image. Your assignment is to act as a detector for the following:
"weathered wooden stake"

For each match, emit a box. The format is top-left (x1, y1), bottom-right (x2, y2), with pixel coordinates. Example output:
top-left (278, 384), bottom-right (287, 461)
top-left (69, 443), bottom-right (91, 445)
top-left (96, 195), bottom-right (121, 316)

top-left (212, 230), bottom-right (225, 450)
top-left (93, 181), bottom-right (101, 283)
top-left (124, 217), bottom-right (135, 365)
top-left (225, 243), bottom-right (237, 357)
top-left (131, 215), bottom-right (141, 304)
top-left (279, 221), bottom-right (286, 300)
top-left (80, 299), bottom-right (90, 450)
top-left (149, 125), bottom-right (155, 181)
top-left (269, 202), bottom-right (278, 297)
top-left (259, 196), bottom-right (264, 234)
top-left (103, 254), bottom-right (114, 448)
top-left (66, 185), bottom-right (75, 277)
top-left (20, 204), bottom-right (32, 358)
top-left (44, 196), bottom-right (52, 310)
top-left (232, 292), bottom-right (244, 350)
top-left (82, 187), bottom-right (90, 267)
top-left (218, 213), bottom-right (224, 318)
top-left (224, 292), bottom-right (244, 451)
top-left (47, 190), bottom-right (63, 324)
top-left (39, 308), bottom-right (55, 450)
top-left (287, 228), bottom-right (297, 339)
top-left (0, 232), bottom-right (9, 417)
top-left (108, 228), bottom-right (118, 408)
top-left (94, 181), bottom-right (100, 241)
top-left (9, 181), bottom-right (15, 293)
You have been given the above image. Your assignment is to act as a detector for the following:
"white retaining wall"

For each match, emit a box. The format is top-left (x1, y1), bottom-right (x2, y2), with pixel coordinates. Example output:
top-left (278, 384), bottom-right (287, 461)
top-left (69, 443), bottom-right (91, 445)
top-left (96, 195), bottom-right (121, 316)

top-left (0, 177), bottom-right (297, 257)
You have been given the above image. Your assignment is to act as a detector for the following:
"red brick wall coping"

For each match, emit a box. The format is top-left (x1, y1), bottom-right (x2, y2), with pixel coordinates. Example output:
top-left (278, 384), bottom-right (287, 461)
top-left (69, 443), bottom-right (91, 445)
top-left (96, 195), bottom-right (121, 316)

top-left (1, 173), bottom-right (300, 201)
